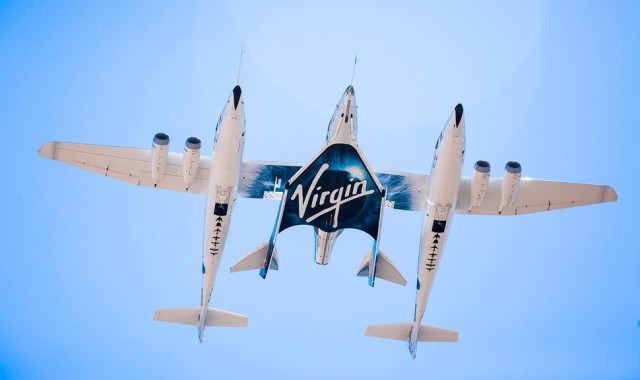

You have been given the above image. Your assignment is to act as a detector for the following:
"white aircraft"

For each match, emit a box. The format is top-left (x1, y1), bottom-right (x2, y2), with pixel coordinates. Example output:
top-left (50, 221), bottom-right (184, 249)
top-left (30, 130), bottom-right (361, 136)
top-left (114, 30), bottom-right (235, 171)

top-left (38, 83), bottom-right (617, 354)
top-left (364, 104), bottom-right (618, 358)
top-left (38, 85), bottom-right (251, 342)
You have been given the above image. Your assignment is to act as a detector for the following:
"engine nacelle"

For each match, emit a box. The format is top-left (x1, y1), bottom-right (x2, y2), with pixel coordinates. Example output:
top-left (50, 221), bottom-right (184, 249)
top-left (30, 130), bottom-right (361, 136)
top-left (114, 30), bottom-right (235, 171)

top-left (151, 133), bottom-right (170, 185)
top-left (469, 160), bottom-right (490, 211)
top-left (499, 161), bottom-right (521, 214)
top-left (183, 137), bottom-right (202, 189)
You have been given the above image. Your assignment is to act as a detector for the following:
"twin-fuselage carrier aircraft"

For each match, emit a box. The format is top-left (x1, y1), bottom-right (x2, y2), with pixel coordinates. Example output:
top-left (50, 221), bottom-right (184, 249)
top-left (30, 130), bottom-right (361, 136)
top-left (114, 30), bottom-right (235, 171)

top-left (38, 83), bottom-right (617, 357)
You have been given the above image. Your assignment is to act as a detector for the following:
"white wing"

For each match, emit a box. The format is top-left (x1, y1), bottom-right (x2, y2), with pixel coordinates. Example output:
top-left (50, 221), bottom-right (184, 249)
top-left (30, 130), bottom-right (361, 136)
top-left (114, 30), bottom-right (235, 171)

top-left (39, 143), bottom-right (616, 215)
top-left (38, 142), bottom-right (210, 194)
top-left (456, 177), bottom-right (617, 215)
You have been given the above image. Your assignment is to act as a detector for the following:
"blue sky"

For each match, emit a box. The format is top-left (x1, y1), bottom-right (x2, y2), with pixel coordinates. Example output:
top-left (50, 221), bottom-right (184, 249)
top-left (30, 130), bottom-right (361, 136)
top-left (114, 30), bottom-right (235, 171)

top-left (1, 1), bottom-right (639, 378)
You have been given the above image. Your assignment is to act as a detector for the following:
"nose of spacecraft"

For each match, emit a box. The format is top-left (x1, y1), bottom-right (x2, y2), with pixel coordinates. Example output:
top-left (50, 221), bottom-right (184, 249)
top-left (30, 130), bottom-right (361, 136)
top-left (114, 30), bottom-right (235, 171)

top-left (339, 85), bottom-right (356, 109)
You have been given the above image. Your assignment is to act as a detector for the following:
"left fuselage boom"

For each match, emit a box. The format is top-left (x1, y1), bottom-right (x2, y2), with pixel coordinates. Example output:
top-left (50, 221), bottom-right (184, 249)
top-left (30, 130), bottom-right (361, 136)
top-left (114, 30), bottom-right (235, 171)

top-left (198, 85), bottom-right (245, 338)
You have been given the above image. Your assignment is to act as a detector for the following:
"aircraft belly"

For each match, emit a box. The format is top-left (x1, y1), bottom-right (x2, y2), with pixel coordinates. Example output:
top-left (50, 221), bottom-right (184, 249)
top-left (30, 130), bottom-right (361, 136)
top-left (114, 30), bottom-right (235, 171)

top-left (415, 212), bottom-right (450, 317)
top-left (200, 121), bottom-right (243, 306)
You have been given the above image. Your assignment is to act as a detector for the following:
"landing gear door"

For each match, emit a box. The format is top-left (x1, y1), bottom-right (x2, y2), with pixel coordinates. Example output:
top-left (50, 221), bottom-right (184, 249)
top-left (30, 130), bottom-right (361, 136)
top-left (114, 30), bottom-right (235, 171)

top-left (214, 187), bottom-right (231, 216)
top-left (432, 205), bottom-right (450, 233)
top-left (435, 205), bottom-right (449, 220)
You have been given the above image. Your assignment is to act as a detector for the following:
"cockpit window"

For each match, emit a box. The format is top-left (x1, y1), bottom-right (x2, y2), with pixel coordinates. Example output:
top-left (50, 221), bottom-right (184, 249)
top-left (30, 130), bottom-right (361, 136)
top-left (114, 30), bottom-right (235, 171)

top-left (435, 132), bottom-right (443, 149)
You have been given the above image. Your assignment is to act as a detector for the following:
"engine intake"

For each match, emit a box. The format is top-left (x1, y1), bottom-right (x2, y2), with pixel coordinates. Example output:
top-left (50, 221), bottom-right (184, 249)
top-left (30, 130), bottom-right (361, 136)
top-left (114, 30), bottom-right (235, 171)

top-left (469, 160), bottom-right (490, 211)
top-left (500, 161), bottom-right (521, 214)
top-left (183, 137), bottom-right (202, 190)
top-left (151, 133), bottom-right (170, 185)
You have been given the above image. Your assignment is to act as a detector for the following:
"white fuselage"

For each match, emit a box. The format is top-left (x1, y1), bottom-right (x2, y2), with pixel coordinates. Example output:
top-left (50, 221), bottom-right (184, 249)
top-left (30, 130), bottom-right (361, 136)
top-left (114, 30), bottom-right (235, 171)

top-left (314, 86), bottom-right (358, 265)
top-left (198, 86), bottom-right (245, 340)
top-left (410, 106), bottom-right (465, 356)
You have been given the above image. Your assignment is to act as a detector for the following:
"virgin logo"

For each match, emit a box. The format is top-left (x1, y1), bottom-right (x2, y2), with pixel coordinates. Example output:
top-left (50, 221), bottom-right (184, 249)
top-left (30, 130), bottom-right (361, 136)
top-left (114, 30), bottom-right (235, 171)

top-left (290, 163), bottom-right (374, 228)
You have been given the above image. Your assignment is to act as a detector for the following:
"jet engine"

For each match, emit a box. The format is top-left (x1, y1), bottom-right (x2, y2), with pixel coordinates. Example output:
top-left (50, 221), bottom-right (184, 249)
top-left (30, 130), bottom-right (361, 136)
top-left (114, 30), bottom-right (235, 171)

top-left (183, 137), bottom-right (202, 189)
top-left (151, 133), bottom-right (170, 185)
top-left (499, 161), bottom-right (521, 214)
top-left (469, 160), bottom-right (490, 211)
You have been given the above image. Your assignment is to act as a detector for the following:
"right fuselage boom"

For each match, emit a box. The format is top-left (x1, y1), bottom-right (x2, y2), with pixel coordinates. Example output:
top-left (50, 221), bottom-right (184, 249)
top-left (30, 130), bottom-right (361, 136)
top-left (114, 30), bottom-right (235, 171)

top-left (410, 104), bottom-right (465, 356)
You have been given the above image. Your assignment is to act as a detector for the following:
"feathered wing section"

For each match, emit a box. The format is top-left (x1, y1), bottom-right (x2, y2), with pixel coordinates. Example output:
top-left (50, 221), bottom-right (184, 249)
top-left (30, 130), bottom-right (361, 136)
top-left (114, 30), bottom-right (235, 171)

top-left (375, 170), bottom-right (429, 211)
top-left (38, 142), bottom-right (210, 193)
top-left (456, 177), bottom-right (618, 215)
top-left (238, 161), bottom-right (302, 199)
top-left (238, 161), bottom-right (429, 212)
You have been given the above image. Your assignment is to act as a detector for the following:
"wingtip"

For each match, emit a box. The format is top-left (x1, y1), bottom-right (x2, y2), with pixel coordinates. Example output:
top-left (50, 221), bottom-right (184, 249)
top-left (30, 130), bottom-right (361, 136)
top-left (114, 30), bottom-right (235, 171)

top-left (37, 142), bottom-right (56, 159)
top-left (603, 185), bottom-right (618, 203)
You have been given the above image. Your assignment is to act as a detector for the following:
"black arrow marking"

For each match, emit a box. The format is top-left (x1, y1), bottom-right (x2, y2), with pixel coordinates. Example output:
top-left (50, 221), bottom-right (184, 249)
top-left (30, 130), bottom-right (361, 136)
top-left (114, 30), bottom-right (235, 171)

top-left (216, 217), bottom-right (223, 221)
top-left (434, 233), bottom-right (441, 239)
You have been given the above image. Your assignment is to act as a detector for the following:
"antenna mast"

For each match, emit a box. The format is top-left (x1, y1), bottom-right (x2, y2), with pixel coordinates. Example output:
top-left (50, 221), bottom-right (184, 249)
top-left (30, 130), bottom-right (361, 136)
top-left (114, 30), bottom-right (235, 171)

top-left (236, 44), bottom-right (245, 85)
top-left (350, 55), bottom-right (359, 86)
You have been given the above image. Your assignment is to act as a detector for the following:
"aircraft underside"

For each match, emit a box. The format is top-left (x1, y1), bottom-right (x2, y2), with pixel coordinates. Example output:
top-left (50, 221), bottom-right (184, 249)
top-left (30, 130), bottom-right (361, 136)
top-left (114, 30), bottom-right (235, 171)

top-left (38, 80), bottom-right (617, 358)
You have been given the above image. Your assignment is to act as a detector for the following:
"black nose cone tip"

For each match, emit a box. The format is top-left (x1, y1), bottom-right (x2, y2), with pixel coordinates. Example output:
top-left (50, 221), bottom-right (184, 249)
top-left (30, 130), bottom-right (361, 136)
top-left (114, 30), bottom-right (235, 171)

top-left (233, 85), bottom-right (242, 109)
top-left (346, 85), bottom-right (355, 95)
top-left (455, 104), bottom-right (464, 126)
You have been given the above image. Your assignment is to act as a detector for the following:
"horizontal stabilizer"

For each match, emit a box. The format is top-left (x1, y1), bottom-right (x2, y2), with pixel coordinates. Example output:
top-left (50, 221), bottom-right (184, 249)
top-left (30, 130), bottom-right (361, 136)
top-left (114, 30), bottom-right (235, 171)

top-left (356, 250), bottom-right (406, 286)
top-left (365, 322), bottom-right (458, 342)
top-left (230, 242), bottom-right (279, 273)
top-left (153, 307), bottom-right (248, 327)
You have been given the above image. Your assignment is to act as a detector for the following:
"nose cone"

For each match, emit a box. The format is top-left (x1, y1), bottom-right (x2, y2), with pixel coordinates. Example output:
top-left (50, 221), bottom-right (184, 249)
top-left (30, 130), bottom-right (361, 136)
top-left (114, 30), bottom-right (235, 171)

top-left (232, 85), bottom-right (242, 110)
top-left (345, 85), bottom-right (355, 95)
top-left (341, 85), bottom-right (356, 110)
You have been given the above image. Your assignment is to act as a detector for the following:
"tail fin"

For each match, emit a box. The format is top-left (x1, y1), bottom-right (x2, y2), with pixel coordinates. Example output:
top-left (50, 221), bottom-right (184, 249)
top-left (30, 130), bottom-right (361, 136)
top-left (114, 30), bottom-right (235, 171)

top-left (153, 307), bottom-right (248, 327)
top-left (230, 242), bottom-right (279, 273)
top-left (365, 322), bottom-right (458, 342)
top-left (357, 250), bottom-right (406, 286)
